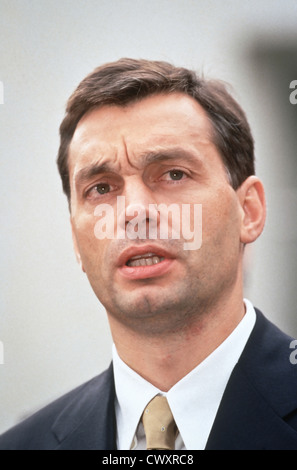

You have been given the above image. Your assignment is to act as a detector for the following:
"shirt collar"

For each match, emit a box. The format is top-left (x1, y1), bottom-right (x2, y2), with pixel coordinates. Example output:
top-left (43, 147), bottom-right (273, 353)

top-left (112, 344), bottom-right (160, 450)
top-left (113, 299), bottom-right (256, 450)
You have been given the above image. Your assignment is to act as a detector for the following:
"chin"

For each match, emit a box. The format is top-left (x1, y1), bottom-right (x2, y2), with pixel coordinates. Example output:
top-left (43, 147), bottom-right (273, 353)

top-left (112, 287), bottom-right (195, 327)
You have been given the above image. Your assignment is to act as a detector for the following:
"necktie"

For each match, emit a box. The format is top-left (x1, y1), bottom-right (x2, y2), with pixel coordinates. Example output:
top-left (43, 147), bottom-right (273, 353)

top-left (141, 395), bottom-right (177, 450)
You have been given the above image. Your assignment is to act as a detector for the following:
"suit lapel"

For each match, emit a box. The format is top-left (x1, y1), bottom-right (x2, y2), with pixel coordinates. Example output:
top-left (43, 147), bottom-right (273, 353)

top-left (48, 312), bottom-right (297, 450)
top-left (206, 311), bottom-right (297, 450)
top-left (206, 365), bottom-right (297, 449)
top-left (52, 364), bottom-right (117, 450)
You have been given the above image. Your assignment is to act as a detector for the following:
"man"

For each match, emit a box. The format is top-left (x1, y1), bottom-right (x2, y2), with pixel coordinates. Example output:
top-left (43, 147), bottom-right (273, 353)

top-left (1, 58), bottom-right (297, 450)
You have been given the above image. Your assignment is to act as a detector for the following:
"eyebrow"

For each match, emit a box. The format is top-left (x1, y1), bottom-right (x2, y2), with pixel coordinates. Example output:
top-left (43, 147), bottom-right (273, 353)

top-left (74, 162), bottom-right (115, 187)
top-left (74, 147), bottom-right (203, 187)
top-left (140, 147), bottom-right (203, 167)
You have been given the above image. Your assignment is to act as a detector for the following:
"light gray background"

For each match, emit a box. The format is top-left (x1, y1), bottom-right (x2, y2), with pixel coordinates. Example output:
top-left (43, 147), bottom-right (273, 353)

top-left (1, 0), bottom-right (297, 433)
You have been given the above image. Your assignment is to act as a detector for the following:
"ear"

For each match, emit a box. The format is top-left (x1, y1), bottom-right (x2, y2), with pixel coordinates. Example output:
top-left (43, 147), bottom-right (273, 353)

top-left (71, 218), bottom-right (86, 273)
top-left (237, 176), bottom-right (266, 245)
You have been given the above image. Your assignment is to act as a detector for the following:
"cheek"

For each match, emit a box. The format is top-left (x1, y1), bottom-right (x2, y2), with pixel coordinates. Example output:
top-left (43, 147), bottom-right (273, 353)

top-left (202, 190), bottom-right (241, 249)
top-left (74, 216), bottom-right (109, 279)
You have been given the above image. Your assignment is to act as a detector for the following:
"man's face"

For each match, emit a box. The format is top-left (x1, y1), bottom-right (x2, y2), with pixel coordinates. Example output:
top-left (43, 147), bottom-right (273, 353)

top-left (69, 93), bottom-right (244, 335)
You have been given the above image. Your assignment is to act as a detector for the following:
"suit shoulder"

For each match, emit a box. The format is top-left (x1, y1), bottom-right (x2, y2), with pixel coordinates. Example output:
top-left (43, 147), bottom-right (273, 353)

top-left (239, 310), bottom-right (297, 412)
top-left (0, 366), bottom-right (113, 450)
top-left (243, 309), bottom-right (296, 370)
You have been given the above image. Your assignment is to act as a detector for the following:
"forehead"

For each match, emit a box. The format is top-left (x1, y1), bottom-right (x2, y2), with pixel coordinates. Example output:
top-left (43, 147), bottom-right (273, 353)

top-left (68, 92), bottom-right (213, 172)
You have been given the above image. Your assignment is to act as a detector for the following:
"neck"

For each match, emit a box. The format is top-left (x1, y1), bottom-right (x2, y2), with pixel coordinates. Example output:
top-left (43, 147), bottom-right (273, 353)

top-left (108, 292), bottom-right (246, 392)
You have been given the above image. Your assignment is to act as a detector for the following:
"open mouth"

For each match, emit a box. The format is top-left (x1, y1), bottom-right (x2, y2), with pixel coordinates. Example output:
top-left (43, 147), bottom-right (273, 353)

top-left (126, 252), bottom-right (165, 267)
top-left (117, 245), bottom-right (175, 280)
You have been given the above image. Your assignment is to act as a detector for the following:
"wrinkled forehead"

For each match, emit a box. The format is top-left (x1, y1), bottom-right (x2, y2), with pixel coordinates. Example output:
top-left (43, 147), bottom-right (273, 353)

top-left (68, 92), bottom-right (215, 174)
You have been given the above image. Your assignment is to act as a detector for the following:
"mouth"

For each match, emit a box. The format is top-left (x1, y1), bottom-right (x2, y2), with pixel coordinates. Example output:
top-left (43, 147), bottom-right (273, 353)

top-left (126, 252), bottom-right (165, 267)
top-left (117, 245), bottom-right (175, 280)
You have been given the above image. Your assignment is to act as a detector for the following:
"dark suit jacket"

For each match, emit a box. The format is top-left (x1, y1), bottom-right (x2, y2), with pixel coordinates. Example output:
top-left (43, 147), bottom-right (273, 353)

top-left (1, 310), bottom-right (297, 450)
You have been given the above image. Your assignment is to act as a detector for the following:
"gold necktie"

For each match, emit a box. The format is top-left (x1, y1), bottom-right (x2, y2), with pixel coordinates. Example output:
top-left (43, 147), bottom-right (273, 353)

top-left (141, 395), bottom-right (177, 450)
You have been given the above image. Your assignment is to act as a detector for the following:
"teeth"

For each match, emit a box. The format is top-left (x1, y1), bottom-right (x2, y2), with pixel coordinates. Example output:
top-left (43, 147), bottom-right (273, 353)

top-left (127, 254), bottom-right (165, 267)
top-left (129, 252), bottom-right (156, 261)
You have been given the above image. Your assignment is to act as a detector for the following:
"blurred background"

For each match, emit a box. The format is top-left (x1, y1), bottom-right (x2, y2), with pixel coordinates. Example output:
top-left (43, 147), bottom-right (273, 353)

top-left (0, 0), bottom-right (297, 433)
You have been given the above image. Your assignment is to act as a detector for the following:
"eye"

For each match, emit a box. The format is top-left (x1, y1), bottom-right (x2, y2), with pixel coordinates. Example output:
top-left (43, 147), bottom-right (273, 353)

top-left (168, 170), bottom-right (185, 181)
top-left (160, 169), bottom-right (188, 182)
top-left (85, 182), bottom-right (113, 200)
top-left (94, 183), bottom-right (111, 195)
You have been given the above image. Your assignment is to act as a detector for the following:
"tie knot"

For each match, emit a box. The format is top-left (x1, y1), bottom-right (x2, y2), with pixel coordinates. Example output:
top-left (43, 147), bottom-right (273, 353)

top-left (141, 396), bottom-right (177, 450)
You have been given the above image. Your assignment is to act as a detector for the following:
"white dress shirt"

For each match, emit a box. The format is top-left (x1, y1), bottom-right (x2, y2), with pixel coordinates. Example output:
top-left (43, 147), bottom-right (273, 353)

top-left (113, 299), bottom-right (256, 450)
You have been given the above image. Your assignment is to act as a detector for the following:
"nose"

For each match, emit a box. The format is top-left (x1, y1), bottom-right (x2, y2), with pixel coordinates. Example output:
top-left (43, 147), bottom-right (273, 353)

top-left (117, 177), bottom-right (159, 240)
top-left (124, 176), bottom-right (158, 219)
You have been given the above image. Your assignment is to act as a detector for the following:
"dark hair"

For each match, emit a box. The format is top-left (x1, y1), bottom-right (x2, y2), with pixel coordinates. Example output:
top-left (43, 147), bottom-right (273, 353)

top-left (57, 58), bottom-right (255, 202)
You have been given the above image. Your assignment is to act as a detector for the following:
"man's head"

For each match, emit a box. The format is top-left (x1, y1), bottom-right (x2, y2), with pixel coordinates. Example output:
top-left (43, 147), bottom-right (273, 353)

top-left (57, 59), bottom-right (265, 337)
top-left (57, 58), bottom-right (255, 203)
